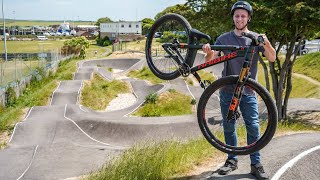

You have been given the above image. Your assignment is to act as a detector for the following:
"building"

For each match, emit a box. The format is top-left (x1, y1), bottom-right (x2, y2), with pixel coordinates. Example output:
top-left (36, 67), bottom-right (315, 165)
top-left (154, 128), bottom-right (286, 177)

top-left (100, 21), bottom-right (142, 41)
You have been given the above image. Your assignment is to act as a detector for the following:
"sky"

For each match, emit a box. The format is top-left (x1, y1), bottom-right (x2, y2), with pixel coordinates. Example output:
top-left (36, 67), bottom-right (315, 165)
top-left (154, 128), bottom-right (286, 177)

top-left (5, 0), bottom-right (187, 21)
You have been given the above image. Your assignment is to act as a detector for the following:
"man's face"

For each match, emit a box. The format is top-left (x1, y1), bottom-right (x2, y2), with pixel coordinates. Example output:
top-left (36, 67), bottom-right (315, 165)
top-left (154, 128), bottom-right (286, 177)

top-left (233, 9), bottom-right (250, 30)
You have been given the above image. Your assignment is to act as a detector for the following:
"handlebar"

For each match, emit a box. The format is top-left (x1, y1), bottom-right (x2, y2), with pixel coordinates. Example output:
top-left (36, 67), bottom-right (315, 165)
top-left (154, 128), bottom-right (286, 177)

top-left (241, 32), bottom-right (265, 45)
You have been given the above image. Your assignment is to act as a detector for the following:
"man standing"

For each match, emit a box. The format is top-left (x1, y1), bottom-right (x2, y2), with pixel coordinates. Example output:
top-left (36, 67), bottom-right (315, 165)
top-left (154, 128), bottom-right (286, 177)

top-left (202, 1), bottom-right (276, 179)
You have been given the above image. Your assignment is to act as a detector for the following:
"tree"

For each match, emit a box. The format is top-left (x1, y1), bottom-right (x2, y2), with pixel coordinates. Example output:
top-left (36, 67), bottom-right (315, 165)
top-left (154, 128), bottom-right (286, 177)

top-left (95, 17), bottom-right (113, 26)
top-left (155, 4), bottom-right (195, 21)
top-left (250, 0), bottom-right (320, 119)
top-left (186, 0), bottom-right (234, 41)
top-left (187, 0), bottom-right (320, 120)
top-left (62, 36), bottom-right (90, 58)
top-left (141, 18), bottom-right (154, 35)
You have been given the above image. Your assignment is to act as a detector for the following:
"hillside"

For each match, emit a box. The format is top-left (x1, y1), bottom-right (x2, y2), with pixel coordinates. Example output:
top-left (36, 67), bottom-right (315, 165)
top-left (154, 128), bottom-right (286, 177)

top-left (294, 52), bottom-right (320, 82)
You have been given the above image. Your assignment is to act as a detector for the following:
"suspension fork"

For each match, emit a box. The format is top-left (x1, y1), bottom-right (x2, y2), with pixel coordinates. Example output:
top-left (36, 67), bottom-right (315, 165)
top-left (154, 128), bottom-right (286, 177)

top-left (226, 47), bottom-right (254, 121)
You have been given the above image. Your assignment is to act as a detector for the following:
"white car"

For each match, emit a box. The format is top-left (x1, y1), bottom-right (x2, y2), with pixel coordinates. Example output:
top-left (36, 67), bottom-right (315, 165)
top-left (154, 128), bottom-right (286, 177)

top-left (37, 36), bottom-right (48, 40)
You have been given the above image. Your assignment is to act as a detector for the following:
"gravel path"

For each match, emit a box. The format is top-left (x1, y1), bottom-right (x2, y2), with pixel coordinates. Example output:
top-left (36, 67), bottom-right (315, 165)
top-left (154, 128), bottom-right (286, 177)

top-left (105, 93), bottom-right (137, 111)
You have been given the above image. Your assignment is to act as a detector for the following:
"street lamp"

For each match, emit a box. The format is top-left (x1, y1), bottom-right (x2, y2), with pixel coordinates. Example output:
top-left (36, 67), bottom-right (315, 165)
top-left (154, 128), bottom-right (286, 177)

top-left (2, 0), bottom-right (7, 61)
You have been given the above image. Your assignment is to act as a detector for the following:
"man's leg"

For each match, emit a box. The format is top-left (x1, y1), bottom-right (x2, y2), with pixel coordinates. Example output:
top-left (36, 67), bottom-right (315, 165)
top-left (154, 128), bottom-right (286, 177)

top-left (240, 95), bottom-right (269, 179)
top-left (239, 95), bottom-right (260, 164)
top-left (218, 91), bottom-right (238, 175)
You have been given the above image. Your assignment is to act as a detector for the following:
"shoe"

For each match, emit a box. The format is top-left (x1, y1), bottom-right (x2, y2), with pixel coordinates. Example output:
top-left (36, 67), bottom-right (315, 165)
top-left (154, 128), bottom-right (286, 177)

top-left (251, 163), bottom-right (269, 180)
top-left (218, 158), bottom-right (238, 175)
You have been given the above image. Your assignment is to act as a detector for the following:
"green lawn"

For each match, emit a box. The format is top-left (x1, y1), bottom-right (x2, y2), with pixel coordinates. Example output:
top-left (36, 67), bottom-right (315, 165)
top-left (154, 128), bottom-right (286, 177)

top-left (293, 52), bottom-right (320, 82)
top-left (0, 40), bottom-right (65, 53)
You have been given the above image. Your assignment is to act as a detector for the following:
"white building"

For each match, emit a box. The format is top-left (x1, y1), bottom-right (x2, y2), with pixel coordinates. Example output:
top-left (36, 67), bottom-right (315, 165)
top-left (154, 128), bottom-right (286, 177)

top-left (100, 21), bottom-right (142, 41)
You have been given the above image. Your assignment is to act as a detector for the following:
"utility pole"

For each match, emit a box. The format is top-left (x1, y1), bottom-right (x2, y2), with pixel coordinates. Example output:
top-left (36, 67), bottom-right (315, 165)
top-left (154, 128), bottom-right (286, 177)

top-left (12, 10), bottom-right (14, 36)
top-left (2, 0), bottom-right (7, 61)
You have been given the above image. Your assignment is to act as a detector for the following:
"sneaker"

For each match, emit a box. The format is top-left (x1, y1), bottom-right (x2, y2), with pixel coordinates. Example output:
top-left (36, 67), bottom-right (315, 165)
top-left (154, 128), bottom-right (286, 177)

top-left (251, 163), bottom-right (269, 180)
top-left (218, 158), bottom-right (238, 175)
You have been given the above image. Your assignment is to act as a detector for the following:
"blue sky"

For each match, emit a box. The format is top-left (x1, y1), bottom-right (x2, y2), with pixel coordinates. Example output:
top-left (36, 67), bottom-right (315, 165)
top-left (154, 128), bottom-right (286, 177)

top-left (5, 0), bottom-right (186, 21)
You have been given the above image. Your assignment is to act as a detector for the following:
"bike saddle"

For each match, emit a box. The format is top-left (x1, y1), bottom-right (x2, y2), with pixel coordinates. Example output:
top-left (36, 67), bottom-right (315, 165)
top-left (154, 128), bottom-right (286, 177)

top-left (190, 28), bottom-right (211, 41)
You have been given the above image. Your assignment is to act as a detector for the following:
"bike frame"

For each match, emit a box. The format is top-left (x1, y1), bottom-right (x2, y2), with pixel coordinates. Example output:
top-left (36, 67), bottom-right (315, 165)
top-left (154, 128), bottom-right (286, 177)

top-left (164, 42), bottom-right (258, 120)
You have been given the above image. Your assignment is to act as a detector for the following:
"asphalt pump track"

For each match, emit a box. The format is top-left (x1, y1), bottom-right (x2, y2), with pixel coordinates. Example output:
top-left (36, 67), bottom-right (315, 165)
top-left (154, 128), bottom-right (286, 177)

top-left (0, 56), bottom-right (319, 180)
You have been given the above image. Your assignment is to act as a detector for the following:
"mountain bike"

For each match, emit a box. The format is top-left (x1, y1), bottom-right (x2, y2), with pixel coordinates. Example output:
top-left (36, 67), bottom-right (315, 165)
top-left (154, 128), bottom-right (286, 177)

top-left (145, 13), bottom-right (278, 155)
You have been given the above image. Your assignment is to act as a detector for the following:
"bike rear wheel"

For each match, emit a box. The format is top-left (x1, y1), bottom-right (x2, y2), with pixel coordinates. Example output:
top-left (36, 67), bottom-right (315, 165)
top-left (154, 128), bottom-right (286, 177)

top-left (145, 13), bottom-right (196, 80)
top-left (197, 76), bottom-right (277, 155)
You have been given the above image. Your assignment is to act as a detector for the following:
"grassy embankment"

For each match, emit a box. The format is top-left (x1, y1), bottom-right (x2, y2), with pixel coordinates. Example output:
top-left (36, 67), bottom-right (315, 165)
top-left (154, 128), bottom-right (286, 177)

top-left (128, 67), bottom-right (194, 116)
top-left (258, 52), bottom-right (320, 99)
top-left (80, 74), bottom-right (129, 111)
top-left (87, 120), bottom-right (319, 180)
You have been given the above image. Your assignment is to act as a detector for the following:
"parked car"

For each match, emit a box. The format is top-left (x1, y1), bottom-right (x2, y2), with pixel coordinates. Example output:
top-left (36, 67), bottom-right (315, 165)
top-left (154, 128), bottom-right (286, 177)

top-left (154, 32), bottom-right (163, 38)
top-left (36, 36), bottom-right (48, 40)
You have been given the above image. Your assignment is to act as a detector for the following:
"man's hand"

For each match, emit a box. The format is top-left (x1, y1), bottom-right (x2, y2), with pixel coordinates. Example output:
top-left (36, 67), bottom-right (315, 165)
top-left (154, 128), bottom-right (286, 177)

top-left (260, 34), bottom-right (276, 62)
top-left (202, 43), bottom-right (216, 63)
top-left (260, 34), bottom-right (271, 46)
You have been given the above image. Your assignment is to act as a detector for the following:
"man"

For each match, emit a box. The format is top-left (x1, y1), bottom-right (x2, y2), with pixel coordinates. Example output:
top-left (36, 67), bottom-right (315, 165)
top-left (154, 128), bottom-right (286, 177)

top-left (202, 1), bottom-right (276, 179)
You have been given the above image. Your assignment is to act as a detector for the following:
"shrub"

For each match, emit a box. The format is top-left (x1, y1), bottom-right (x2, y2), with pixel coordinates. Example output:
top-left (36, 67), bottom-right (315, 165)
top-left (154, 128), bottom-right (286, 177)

top-left (5, 87), bottom-right (17, 107)
top-left (61, 36), bottom-right (90, 58)
top-left (96, 36), bottom-right (112, 47)
top-left (145, 93), bottom-right (158, 104)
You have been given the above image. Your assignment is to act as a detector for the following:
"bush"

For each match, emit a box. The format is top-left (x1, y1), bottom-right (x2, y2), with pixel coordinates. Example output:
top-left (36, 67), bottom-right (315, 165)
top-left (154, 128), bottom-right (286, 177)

top-left (61, 36), bottom-right (90, 58)
top-left (145, 93), bottom-right (158, 104)
top-left (96, 36), bottom-right (112, 47)
top-left (5, 87), bottom-right (17, 107)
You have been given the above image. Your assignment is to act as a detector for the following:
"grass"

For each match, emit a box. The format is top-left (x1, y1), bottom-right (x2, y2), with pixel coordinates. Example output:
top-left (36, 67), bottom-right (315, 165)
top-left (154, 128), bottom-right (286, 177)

top-left (128, 66), bottom-right (165, 84)
top-left (80, 74), bottom-right (129, 111)
top-left (87, 119), bottom-right (319, 180)
top-left (0, 40), bottom-right (65, 53)
top-left (133, 89), bottom-right (193, 117)
top-left (290, 76), bottom-right (320, 98)
top-left (85, 42), bottom-right (112, 60)
top-left (0, 57), bottom-right (80, 144)
top-left (257, 60), bottom-right (320, 99)
top-left (120, 39), bottom-right (164, 52)
top-left (0, 39), bottom-right (110, 57)
top-left (293, 52), bottom-right (320, 82)
top-left (187, 70), bottom-right (216, 86)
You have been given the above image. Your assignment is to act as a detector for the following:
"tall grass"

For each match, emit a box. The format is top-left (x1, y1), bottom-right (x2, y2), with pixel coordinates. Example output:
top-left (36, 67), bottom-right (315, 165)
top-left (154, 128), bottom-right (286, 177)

top-left (80, 74), bottom-right (129, 110)
top-left (87, 138), bottom-right (219, 180)
top-left (87, 120), bottom-right (319, 180)
top-left (134, 90), bottom-right (193, 117)
top-left (128, 66), bottom-right (165, 84)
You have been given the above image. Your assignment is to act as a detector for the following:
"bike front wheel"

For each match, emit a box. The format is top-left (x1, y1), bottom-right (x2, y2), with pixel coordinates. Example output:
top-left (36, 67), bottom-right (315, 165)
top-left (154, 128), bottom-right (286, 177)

top-left (145, 13), bottom-right (196, 80)
top-left (197, 75), bottom-right (277, 155)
